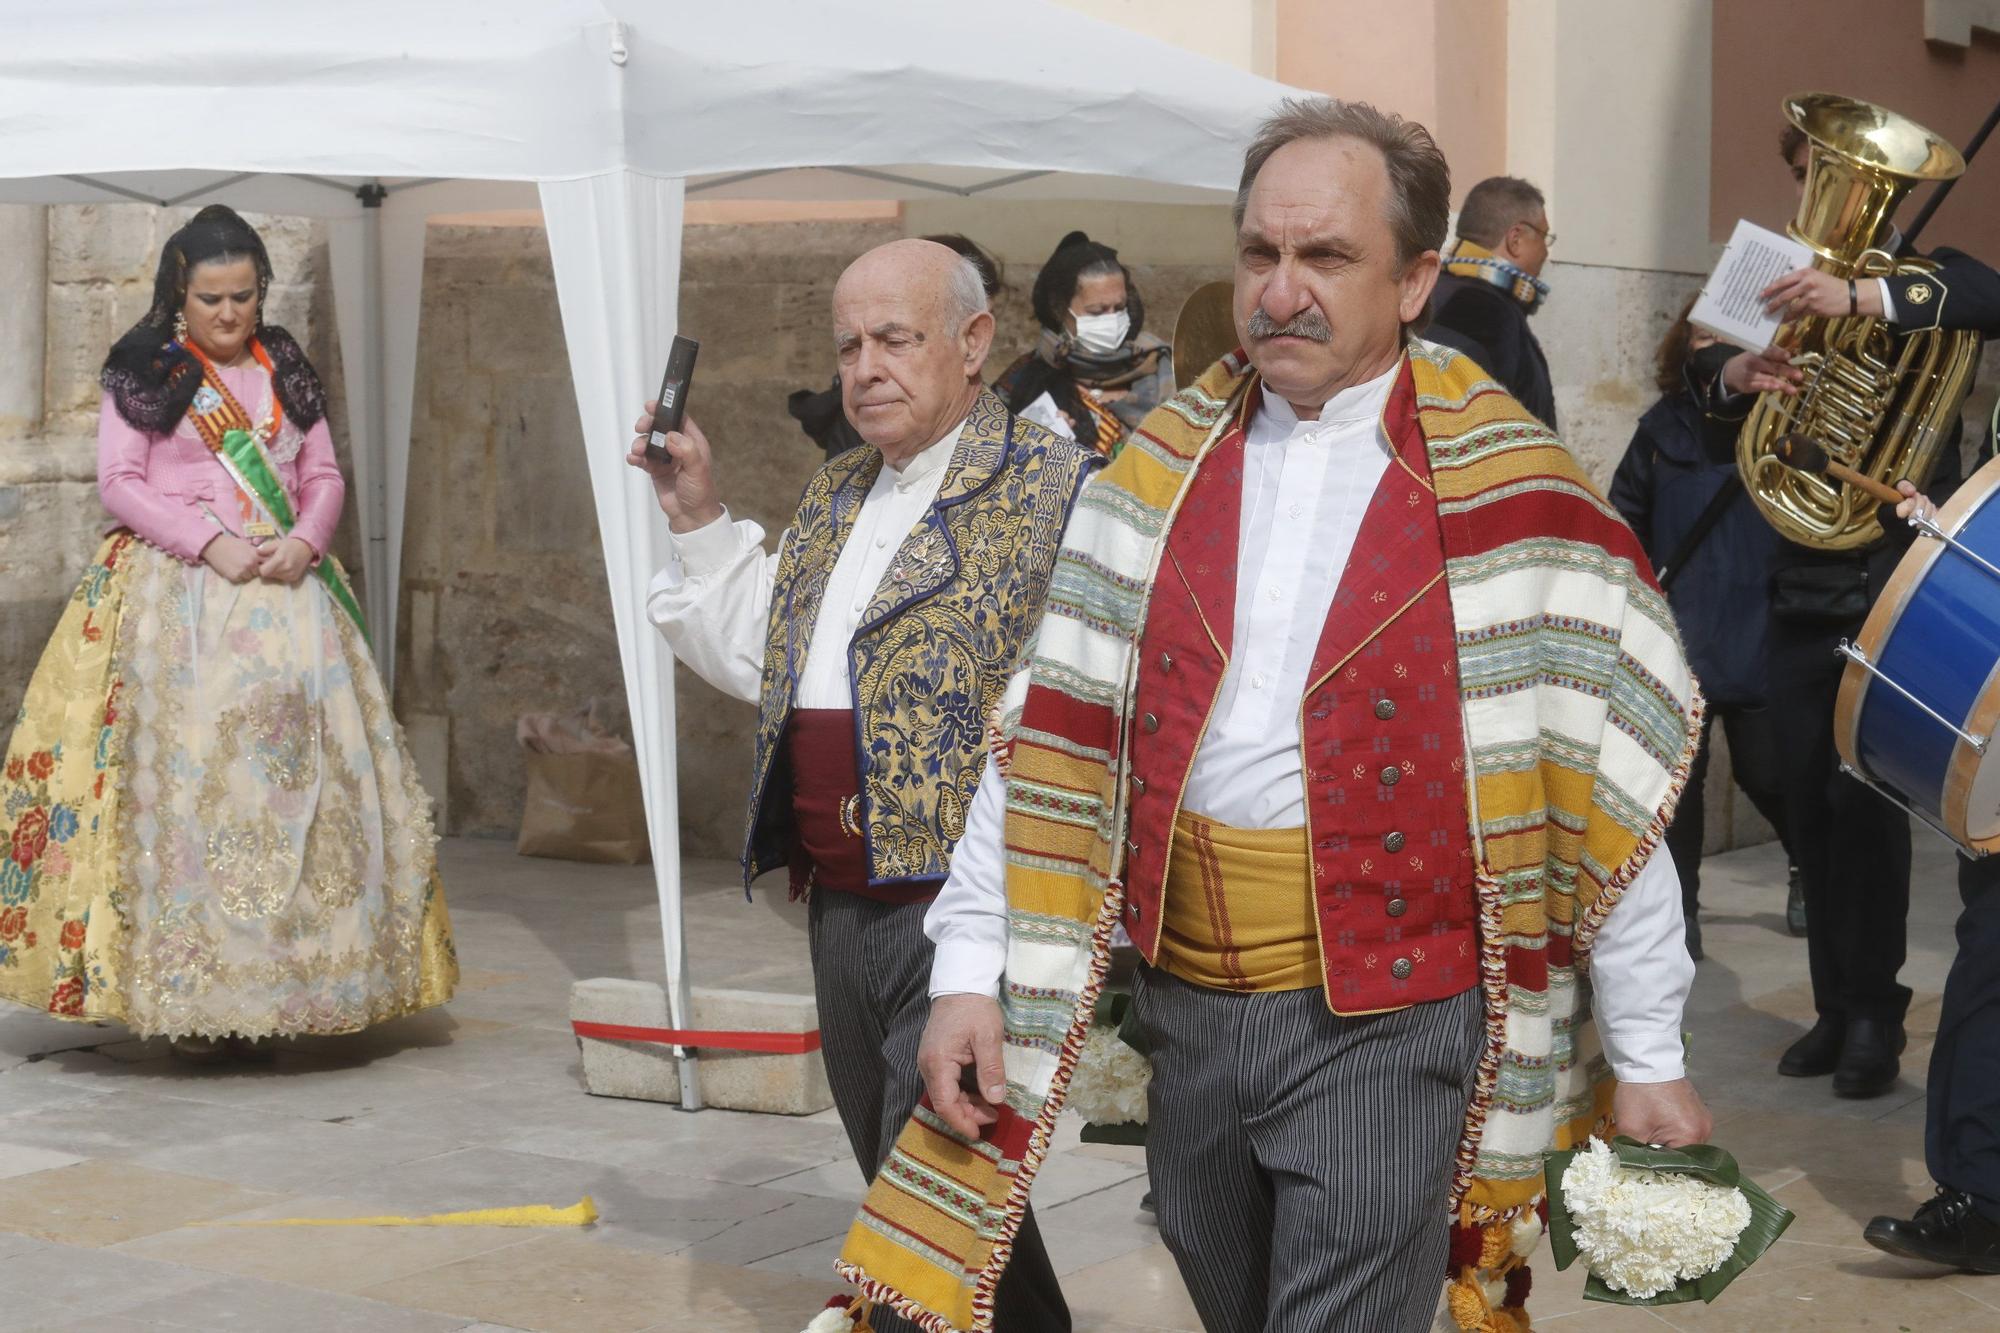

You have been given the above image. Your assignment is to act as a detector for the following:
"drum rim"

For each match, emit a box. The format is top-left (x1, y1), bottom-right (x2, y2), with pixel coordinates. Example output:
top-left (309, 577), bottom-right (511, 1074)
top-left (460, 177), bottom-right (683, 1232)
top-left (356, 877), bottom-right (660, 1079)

top-left (1943, 653), bottom-right (2000, 851)
top-left (1835, 451), bottom-right (2000, 851)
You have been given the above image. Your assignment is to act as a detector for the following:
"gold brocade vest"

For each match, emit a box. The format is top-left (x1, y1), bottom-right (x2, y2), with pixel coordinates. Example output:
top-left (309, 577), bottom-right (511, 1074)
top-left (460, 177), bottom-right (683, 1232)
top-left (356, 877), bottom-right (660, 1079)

top-left (741, 390), bottom-right (1097, 893)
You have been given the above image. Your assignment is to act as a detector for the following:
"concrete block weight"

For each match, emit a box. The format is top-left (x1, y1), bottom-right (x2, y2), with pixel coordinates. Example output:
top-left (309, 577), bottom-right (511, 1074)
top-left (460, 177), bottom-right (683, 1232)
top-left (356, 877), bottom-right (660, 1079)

top-left (570, 977), bottom-right (833, 1115)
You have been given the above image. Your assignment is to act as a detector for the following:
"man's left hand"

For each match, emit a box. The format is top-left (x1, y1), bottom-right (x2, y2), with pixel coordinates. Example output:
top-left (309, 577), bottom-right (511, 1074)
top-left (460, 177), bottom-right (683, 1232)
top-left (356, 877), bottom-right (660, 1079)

top-left (1761, 266), bottom-right (1882, 321)
top-left (1613, 1077), bottom-right (1713, 1148)
top-left (257, 536), bottom-right (315, 585)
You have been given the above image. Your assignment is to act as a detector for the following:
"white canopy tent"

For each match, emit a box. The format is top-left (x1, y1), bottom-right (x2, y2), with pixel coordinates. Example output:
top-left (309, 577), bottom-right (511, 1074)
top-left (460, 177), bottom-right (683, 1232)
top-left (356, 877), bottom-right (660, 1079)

top-left (0, 0), bottom-right (1305, 1104)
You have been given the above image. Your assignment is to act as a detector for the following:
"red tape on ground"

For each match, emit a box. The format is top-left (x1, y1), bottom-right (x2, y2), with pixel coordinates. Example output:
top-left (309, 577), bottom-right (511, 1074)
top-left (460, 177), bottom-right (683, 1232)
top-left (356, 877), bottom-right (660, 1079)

top-left (570, 1019), bottom-right (821, 1055)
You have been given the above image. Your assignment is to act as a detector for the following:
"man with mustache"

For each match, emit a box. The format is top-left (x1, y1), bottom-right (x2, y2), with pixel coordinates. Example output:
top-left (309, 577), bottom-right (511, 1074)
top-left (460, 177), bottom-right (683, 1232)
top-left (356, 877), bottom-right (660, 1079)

top-left (838, 100), bottom-right (1706, 1333)
top-left (635, 238), bottom-right (1091, 1332)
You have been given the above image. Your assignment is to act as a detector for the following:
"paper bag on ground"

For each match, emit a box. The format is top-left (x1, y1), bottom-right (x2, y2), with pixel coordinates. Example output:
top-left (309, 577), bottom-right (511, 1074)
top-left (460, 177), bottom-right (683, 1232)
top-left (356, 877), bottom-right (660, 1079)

top-left (516, 706), bottom-right (651, 865)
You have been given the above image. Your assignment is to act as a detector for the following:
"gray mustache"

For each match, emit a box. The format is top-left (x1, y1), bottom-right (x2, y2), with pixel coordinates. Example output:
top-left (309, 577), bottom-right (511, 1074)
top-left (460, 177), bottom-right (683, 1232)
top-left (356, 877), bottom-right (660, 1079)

top-left (1245, 307), bottom-right (1333, 342)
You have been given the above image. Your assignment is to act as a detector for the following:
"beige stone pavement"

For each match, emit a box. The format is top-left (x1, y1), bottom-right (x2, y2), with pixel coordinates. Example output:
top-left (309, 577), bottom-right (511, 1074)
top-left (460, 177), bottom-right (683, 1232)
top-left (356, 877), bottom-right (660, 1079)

top-left (0, 833), bottom-right (1996, 1332)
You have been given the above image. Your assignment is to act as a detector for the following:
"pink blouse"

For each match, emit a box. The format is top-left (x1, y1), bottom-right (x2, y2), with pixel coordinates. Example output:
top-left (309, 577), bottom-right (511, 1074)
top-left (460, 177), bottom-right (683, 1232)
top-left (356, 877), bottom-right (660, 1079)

top-left (97, 362), bottom-right (344, 565)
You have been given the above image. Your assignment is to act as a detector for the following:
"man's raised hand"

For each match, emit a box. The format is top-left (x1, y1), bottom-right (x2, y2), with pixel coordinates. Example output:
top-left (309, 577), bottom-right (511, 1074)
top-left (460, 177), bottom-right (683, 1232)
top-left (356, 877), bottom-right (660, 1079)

top-left (1760, 265), bottom-right (1882, 322)
top-left (627, 403), bottom-right (724, 533)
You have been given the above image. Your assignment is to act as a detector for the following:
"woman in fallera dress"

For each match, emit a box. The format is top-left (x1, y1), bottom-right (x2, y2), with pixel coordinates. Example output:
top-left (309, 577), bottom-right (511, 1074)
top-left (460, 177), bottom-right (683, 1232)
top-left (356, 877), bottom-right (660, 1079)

top-left (0, 206), bottom-right (456, 1060)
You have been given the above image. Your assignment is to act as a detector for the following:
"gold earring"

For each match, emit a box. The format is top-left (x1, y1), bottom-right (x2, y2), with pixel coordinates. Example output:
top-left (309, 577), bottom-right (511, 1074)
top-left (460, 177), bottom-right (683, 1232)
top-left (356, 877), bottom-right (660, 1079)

top-left (173, 313), bottom-right (188, 341)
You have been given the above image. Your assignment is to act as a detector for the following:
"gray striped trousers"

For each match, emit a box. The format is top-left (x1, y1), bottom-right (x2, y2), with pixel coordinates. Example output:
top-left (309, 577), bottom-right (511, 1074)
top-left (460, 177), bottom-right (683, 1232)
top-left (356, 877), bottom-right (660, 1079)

top-left (1132, 966), bottom-right (1485, 1333)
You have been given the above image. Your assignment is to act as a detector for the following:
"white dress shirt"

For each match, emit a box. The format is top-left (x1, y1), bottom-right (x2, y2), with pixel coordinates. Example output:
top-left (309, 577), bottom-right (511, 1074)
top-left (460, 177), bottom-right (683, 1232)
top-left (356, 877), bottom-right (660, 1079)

top-left (1184, 370), bottom-right (1397, 827)
top-left (647, 423), bottom-right (963, 706)
top-left (926, 372), bottom-right (1695, 1084)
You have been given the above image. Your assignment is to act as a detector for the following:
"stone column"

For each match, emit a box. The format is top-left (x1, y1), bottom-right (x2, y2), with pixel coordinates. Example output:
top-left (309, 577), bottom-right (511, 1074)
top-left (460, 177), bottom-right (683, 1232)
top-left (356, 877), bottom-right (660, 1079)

top-left (0, 205), bottom-right (47, 434)
top-left (0, 205), bottom-right (53, 734)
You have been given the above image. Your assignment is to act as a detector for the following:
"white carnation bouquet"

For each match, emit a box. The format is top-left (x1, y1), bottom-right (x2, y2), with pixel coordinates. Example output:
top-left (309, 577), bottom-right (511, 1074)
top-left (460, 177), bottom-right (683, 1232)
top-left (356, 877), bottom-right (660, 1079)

top-left (1543, 1138), bottom-right (1794, 1305)
top-left (1067, 989), bottom-right (1151, 1143)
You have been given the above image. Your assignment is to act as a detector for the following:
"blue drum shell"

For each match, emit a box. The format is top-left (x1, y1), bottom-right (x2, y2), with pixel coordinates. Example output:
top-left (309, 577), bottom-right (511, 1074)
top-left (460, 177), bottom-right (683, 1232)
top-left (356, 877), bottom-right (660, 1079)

top-left (1846, 465), bottom-right (2000, 845)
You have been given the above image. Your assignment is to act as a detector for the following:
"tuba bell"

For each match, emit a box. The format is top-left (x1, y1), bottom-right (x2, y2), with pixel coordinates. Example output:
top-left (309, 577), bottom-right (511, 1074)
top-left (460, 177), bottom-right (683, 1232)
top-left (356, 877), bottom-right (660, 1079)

top-left (1737, 93), bottom-right (1984, 550)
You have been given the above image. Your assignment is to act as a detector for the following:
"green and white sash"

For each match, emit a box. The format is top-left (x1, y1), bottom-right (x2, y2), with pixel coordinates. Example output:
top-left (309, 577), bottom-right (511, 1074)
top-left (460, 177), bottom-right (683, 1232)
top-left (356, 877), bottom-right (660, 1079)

top-left (181, 339), bottom-right (369, 644)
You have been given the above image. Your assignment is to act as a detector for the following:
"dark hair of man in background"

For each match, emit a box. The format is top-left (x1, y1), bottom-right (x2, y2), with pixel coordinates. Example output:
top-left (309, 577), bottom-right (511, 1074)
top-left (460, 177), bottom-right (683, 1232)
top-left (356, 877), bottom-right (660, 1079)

top-left (1454, 176), bottom-right (1547, 250)
top-left (1780, 123), bottom-right (1809, 176)
top-left (923, 233), bottom-right (1003, 301)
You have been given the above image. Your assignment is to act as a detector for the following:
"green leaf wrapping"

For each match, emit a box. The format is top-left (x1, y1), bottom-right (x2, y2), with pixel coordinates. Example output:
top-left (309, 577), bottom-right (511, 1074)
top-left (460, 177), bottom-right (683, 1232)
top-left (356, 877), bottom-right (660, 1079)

top-left (1076, 1119), bottom-right (1149, 1146)
top-left (1543, 1146), bottom-right (1582, 1273)
top-left (1541, 1140), bottom-right (1796, 1306)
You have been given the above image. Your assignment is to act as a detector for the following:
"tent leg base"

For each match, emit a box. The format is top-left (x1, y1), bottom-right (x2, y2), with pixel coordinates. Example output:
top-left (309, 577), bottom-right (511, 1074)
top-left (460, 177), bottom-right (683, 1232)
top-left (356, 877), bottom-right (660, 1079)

top-left (676, 1052), bottom-right (705, 1111)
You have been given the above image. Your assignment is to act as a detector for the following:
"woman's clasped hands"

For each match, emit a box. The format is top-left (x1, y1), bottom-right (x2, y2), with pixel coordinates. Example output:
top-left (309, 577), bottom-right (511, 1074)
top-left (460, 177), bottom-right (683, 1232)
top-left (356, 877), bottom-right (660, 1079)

top-left (201, 533), bottom-right (315, 585)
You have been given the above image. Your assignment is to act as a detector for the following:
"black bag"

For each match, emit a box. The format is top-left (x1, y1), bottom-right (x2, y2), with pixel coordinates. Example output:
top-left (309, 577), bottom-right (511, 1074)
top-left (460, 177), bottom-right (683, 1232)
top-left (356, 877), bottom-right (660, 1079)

top-left (1769, 562), bottom-right (1870, 624)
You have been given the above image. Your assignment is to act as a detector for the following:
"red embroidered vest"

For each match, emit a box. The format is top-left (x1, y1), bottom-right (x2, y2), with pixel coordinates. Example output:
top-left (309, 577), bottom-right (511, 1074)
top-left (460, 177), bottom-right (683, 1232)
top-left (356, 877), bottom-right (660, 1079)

top-left (1120, 367), bottom-right (1482, 1014)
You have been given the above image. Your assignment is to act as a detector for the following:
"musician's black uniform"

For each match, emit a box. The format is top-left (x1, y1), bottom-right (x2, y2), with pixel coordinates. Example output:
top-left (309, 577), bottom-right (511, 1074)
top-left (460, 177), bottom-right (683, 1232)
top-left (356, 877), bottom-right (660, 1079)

top-left (1701, 245), bottom-right (2000, 1268)
top-left (1694, 247), bottom-right (2000, 1090)
top-left (1869, 250), bottom-right (2000, 1269)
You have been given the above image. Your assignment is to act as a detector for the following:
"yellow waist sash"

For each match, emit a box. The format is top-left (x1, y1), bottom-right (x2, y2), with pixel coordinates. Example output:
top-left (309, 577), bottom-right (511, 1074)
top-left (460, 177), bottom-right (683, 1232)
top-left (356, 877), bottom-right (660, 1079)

top-left (1156, 812), bottom-right (1319, 993)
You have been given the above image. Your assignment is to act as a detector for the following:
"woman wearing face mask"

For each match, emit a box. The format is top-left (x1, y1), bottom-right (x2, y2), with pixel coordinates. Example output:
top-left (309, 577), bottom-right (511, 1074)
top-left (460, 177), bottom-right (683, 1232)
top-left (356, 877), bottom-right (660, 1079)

top-left (0, 206), bottom-right (457, 1061)
top-left (994, 230), bottom-right (1172, 458)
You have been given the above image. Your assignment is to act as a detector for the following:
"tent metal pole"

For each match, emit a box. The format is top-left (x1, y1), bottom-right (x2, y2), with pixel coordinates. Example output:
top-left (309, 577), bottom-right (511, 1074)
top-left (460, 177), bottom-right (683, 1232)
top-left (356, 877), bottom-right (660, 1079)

top-left (684, 167), bottom-right (786, 196)
top-left (961, 169), bottom-right (1055, 195)
top-left (58, 174), bottom-right (165, 206)
top-left (358, 181), bottom-right (394, 679)
top-left (286, 173), bottom-right (372, 198)
top-left (825, 164), bottom-right (982, 196)
top-left (163, 172), bottom-right (259, 207)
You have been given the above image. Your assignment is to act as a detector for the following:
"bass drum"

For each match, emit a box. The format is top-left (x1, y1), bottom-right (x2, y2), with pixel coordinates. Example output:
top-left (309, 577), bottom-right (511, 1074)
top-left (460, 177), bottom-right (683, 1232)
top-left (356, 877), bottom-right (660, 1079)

top-left (1836, 452), bottom-right (2000, 855)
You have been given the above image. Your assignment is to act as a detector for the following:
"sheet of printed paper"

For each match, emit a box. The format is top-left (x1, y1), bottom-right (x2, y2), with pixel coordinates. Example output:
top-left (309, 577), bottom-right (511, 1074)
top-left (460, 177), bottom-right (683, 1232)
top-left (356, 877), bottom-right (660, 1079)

top-left (1691, 219), bottom-right (1815, 351)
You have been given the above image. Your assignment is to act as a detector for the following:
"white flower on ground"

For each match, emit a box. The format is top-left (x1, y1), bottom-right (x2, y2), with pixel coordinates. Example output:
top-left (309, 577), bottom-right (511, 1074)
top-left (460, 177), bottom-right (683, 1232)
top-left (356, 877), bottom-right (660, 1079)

top-left (801, 1305), bottom-right (851, 1333)
top-left (1560, 1139), bottom-right (1752, 1300)
top-left (1064, 1026), bottom-right (1151, 1125)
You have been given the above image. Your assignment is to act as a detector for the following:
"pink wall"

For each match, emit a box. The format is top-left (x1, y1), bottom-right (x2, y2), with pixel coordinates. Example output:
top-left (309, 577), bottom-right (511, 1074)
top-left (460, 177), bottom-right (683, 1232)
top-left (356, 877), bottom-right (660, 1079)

top-left (1274, 0), bottom-right (1510, 208)
top-left (1711, 0), bottom-right (2000, 257)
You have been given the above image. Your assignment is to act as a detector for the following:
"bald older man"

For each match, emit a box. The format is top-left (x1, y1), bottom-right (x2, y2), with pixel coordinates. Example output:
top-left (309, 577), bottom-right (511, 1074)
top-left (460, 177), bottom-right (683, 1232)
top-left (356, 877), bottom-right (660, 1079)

top-left (633, 239), bottom-right (1091, 1331)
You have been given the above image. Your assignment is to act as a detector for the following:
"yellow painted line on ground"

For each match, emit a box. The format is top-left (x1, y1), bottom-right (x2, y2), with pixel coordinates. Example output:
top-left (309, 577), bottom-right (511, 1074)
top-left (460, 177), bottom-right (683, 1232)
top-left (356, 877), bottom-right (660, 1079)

top-left (206, 1197), bottom-right (599, 1228)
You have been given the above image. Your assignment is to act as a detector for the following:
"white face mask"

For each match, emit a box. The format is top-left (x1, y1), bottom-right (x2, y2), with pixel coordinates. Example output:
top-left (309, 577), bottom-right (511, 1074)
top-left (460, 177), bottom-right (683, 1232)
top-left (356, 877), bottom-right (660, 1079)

top-left (1071, 309), bottom-right (1130, 355)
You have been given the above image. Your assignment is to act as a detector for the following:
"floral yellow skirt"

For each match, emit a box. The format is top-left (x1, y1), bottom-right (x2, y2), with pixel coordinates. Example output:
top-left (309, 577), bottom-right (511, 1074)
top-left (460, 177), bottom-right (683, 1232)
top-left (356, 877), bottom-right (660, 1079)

top-left (0, 534), bottom-right (456, 1038)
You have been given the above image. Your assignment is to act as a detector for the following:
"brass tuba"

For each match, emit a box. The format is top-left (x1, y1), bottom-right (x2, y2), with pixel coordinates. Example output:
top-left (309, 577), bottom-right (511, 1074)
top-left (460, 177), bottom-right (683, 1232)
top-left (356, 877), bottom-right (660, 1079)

top-left (1737, 93), bottom-right (1984, 550)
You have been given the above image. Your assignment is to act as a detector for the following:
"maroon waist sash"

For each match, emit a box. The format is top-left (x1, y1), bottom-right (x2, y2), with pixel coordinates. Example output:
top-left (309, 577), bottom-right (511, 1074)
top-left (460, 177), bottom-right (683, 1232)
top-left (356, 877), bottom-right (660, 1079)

top-left (787, 708), bottom-right (939, 905)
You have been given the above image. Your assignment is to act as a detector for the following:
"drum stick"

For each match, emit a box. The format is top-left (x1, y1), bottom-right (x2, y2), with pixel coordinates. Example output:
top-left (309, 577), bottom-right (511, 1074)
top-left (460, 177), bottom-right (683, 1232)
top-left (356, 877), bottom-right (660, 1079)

top-left (1774, 433), bottom-right (1909, 507)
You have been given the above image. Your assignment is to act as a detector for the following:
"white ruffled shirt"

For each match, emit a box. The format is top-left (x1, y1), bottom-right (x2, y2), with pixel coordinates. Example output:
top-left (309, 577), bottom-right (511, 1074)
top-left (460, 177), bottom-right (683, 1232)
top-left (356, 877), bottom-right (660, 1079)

top-left (646, 423), bottom-right (962, 707)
